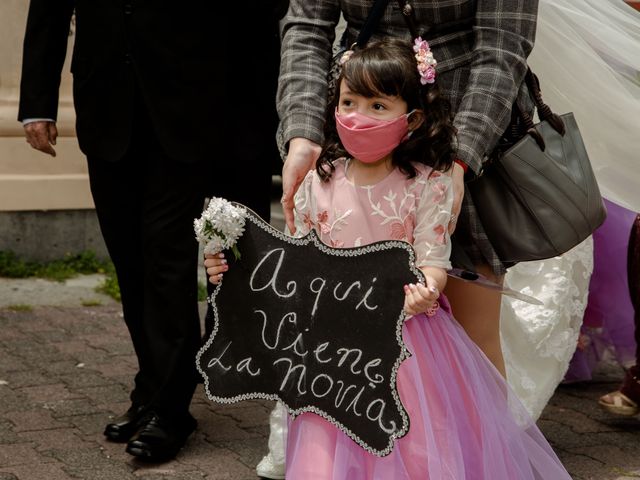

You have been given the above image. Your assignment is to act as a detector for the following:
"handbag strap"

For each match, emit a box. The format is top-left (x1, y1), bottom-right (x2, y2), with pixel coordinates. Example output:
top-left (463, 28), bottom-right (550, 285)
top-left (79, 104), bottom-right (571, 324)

top-left (355, 0), bottom-right (393, 47)
top-left (512, 68), bottom-right (566, 151)
top-left (396, 0), bottom-right (420, 39)
top-left (524, 69), bottom-right (566, 136)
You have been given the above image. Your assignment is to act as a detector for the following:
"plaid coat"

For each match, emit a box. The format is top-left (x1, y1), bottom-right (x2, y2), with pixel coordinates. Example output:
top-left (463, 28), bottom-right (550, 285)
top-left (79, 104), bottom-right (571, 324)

top-left (277, 0), bottom-right (539, 274)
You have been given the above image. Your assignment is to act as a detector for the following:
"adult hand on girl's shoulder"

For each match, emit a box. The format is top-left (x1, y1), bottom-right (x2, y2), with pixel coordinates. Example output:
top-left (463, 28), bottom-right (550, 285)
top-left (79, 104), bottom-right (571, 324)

top-left (448, 162), bottom-right (465, 234)
top-left (282, 137), bottom-right (321, 234)
top-left (403, 276), bottom-right (440, 317)
top-left (204, 253), bottom-right (228, 284)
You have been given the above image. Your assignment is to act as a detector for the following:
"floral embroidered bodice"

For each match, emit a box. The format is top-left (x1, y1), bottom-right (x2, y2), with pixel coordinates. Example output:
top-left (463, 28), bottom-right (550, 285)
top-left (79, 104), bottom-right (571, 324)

top-left (293, 158), bottom-right (453, 270)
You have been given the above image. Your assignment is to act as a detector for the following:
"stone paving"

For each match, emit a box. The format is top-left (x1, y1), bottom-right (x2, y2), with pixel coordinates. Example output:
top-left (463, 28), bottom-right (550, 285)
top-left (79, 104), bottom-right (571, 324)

top-left (0, 303), bottom-right (272, 480)
top-left (2, 302), bottom-right (640, 479)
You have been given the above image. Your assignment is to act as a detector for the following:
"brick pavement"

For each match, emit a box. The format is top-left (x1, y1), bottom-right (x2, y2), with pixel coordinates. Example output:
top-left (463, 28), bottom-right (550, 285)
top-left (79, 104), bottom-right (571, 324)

top-left (0, 304), bottom-right (273, 480)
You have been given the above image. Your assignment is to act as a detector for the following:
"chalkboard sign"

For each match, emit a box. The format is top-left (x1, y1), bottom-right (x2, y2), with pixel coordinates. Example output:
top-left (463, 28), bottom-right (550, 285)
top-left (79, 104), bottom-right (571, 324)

top-left (196, 206), bottom-right (423, 456)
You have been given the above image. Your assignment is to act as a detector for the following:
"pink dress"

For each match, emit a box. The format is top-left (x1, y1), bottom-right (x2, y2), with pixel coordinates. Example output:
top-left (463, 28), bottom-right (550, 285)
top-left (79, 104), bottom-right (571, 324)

top-left (286, 159), bottom-right (570, 480)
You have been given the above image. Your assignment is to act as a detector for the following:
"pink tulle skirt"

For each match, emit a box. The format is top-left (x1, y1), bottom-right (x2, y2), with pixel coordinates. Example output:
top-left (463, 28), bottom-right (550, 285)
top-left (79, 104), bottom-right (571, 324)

top-left (285, 298), bottom-right (570, 479)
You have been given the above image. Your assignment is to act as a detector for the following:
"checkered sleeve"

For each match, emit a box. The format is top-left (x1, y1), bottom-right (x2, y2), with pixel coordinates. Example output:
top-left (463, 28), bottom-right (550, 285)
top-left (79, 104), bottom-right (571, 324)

top-left (453, 0), bottom-right (539, 175)
top-left (276, 0), bottom-right (342, 153)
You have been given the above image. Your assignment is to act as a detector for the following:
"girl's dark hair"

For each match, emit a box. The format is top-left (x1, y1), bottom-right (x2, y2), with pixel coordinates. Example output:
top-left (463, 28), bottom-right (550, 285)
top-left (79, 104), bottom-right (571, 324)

top-left (317, 37), bottom-right (456, 181)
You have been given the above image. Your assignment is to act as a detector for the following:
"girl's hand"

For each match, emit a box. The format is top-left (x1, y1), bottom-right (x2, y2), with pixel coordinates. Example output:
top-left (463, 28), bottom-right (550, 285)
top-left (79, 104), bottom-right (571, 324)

top-left (204, 253), bottom-right (228, 284)
top-left (403, 275), bottom-right (440, 316)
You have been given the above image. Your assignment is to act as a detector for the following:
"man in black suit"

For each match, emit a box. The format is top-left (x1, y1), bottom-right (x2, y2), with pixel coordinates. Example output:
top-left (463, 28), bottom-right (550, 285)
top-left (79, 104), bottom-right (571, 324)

top-left (19, 0), bottom-right (287, 461)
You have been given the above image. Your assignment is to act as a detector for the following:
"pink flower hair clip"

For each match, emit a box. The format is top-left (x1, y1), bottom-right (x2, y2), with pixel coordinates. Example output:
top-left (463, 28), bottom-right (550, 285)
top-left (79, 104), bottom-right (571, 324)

top-left (413, 37), bottom-right (437, 85)
top-left (339, 49), bottom-right (355, 65)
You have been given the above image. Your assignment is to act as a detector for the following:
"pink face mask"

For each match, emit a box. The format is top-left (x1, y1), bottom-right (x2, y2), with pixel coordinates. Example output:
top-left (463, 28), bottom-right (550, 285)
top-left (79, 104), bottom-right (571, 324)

top-left (335, 109), bottom-right (413, 164)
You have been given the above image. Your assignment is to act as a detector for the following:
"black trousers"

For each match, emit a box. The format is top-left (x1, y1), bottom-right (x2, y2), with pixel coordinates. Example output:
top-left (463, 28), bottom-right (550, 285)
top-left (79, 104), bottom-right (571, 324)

top-left (87, 91), bottom-right (273, 418)
top-left (88, 111), bottom-right (206, 418)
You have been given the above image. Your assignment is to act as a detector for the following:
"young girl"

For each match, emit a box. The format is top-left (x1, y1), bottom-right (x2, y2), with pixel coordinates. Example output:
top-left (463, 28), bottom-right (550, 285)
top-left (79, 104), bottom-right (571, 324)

top-left (206, 38), bottom-right (570, 479)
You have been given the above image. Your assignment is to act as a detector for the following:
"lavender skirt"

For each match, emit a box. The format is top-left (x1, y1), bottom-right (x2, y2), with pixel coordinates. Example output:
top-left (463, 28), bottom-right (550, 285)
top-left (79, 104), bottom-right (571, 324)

top-left (566, 199), bottom-right (638, 381)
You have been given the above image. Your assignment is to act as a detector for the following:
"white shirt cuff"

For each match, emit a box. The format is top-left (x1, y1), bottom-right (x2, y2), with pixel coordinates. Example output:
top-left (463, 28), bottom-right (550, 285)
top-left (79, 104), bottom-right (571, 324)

top-left (22, 118), bottom-right (55, 125)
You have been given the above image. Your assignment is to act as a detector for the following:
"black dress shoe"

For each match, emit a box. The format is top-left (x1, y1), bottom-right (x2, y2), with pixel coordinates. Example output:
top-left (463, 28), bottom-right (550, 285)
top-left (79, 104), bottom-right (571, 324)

top-left (126, 413), bottom-right (197, 462)
top-left (104, 405), bottom-right (147, 443)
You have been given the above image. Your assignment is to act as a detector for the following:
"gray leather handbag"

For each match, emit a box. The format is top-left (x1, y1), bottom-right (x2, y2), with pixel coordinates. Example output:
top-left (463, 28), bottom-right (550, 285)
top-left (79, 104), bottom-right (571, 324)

top-left (468, 69), bottom-right (607, 263)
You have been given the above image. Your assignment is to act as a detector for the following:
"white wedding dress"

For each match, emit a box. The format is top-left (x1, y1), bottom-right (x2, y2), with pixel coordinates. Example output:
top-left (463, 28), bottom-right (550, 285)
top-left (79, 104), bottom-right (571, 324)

top-left (501, 239), bottom-right (594, 419)
top-left (501, 0), bottom-right (640, 420)
top-left (258, 1), bottom-right (640, 475)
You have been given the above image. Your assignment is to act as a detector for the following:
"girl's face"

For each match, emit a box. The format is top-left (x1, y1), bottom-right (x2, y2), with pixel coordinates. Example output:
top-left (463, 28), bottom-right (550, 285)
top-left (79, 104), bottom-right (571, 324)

top-left (337, 80), bottom-right (408, 120)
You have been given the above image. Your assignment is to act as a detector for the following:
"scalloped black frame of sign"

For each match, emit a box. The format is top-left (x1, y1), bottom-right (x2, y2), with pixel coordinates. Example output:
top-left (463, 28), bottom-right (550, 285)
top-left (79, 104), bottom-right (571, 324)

top-left (196, 205), bottom-right (423, 457)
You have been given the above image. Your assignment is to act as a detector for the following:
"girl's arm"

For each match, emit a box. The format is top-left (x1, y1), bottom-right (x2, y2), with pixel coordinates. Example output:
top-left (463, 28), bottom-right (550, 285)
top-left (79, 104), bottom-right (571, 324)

top-left (420, 266), bottom-right (448, 293)
top-left (405, 171), bottom-right (455, 316)
top-left (453, 1), bottom-right (539, 175)
top-left (291, 170), bottom-right (316, 238)
top-left (413, 172), bottom-right (454, 272)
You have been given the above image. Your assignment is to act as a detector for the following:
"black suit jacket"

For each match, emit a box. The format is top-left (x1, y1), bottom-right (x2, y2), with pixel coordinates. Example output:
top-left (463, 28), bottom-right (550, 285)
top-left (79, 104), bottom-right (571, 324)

top-left (19, 0), bottom-right (288, 163)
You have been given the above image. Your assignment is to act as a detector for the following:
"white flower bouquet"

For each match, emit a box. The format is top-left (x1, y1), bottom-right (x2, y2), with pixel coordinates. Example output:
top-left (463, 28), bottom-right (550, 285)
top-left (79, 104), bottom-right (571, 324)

top-left (194, 197), bottom-right (247, 260)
